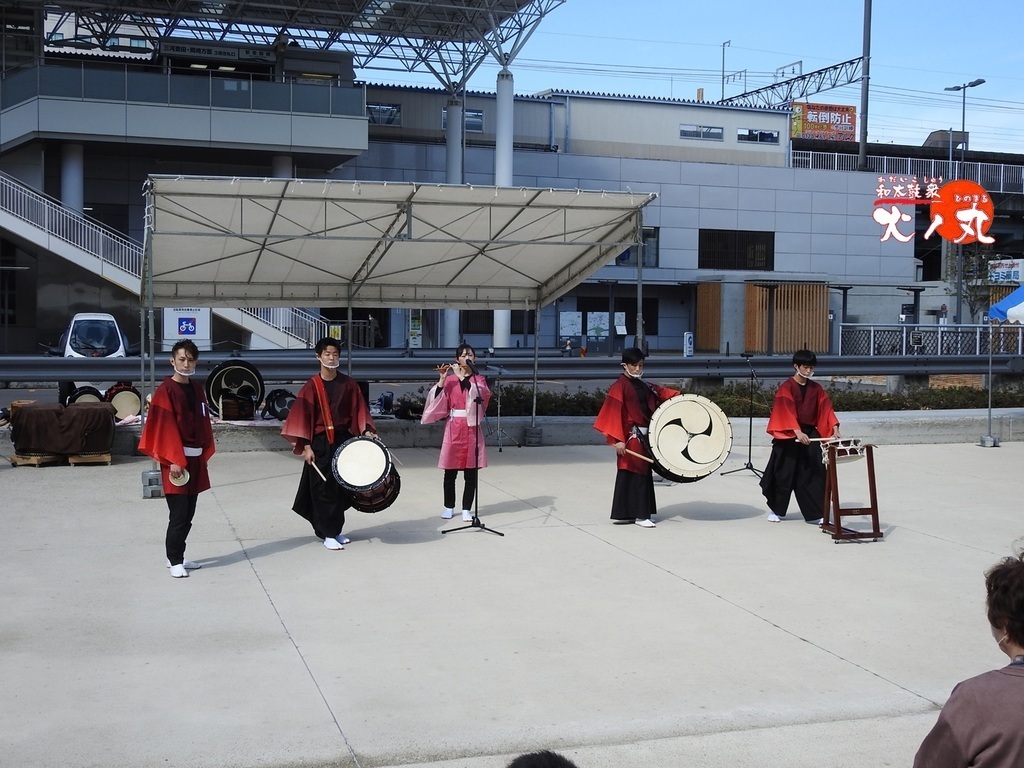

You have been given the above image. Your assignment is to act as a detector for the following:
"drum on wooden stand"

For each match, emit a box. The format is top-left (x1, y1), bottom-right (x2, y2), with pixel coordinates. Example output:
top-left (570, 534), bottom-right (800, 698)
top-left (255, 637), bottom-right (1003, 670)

top-left (104, 381), bottom-right (142, 419)
top-left (648, 394), bottom-right (733, 483)
top-left (331, 436), bottom-right (401, 513)
top-left (820, 438), bottom-right (867, 468)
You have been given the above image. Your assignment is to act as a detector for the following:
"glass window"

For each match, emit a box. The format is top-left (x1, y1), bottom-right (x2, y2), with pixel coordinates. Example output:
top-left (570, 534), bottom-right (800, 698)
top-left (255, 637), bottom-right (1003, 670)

top-left (680, 124), bottom-right (723, 141)
top-left (616, 227), bottom-right (659, 267)
top-left (698, 229), bottom-right (775, 270)
top-left (462, 310), bottom-right (493, 335)
top-left (367, 102), bottom-right (402, 126)
top-left (576, 297), bottom-right (659, 336)
top-left (737, 128), bottom-right (780, 144)
top-left (442, 107), bottom-right (485, 133)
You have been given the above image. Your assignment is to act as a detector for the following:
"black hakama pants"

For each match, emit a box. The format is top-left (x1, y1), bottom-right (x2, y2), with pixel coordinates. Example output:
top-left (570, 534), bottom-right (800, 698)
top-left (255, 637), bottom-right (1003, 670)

top-left (610, 468), bottom-right (657, 521)
top-left (759, 429), bottom-right (826, 521)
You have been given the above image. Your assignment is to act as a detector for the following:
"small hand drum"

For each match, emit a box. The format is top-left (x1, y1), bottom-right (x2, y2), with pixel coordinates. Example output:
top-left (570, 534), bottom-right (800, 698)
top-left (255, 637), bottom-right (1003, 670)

top-left (331, 437), bottom-right (401, 513)
top-left (821, 438), bottom-right (866, 468)
top-left (169, 468), bottom-right (190, 487)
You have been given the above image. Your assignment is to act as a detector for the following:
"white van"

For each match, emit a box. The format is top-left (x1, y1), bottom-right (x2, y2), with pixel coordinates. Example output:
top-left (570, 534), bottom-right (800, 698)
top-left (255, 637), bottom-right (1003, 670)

top-left (56, 313), bottom-right (130, 358)
top-left (52, 313), bottom-right (138, 405)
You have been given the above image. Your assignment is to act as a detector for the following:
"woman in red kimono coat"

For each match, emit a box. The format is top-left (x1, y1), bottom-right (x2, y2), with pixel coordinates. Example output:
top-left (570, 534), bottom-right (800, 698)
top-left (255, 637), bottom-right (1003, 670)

top-left (759, 349), bottom-right (840, 524)
top-left (138, 340), bottom-right (215, 578)
top-left (593, 347), bottom-right (679, 528)
top-left (281, 337), bottom-right (376, 551)
top-left (420, 343), bottom-right (491, 522)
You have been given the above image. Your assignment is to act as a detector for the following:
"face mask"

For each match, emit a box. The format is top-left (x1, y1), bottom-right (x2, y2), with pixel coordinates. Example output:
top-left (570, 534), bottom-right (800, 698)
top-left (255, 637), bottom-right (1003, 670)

top-left (803, 370), bottom-right (815, 379)
top-left (319, 358), bottom-right (340, 369)
top-left (173, 365), bottom-right (195, 377)
top-left (622, 365), bottom-right (643, 379)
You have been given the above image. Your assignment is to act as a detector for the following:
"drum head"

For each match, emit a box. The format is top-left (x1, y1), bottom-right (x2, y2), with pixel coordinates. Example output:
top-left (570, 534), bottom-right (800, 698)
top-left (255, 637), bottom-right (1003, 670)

top-left (105, 382), bottom-right (142, 419)
top-left (205, 360), bottom-right (265, 418)
top-left (649, 394), bottom-right (733, 483)
top-left (331, 437), bottom-right (390, 492)
top-left (67, 385), bottom-right (103, 405)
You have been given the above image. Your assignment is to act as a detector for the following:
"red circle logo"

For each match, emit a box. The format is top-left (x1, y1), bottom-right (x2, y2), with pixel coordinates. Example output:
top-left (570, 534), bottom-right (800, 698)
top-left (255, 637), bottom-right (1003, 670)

top-left (928, 180), bottom-right (994, 244)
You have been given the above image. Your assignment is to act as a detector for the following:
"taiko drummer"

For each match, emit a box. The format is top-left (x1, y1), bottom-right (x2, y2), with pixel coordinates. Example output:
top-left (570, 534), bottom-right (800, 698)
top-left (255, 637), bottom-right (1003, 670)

top-left (138, 340), bottom-right (216, 578)
top-left (759, 349), bottom-right (840, 525)
top-left (281, 337), bottom-right (377, 551)
top-left (593, 347), bottom-right (679, 528)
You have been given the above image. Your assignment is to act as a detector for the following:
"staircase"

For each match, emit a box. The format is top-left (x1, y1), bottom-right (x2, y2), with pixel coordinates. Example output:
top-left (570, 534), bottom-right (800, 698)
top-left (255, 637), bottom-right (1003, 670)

top-left (0, 171), bottom-right (325, 348)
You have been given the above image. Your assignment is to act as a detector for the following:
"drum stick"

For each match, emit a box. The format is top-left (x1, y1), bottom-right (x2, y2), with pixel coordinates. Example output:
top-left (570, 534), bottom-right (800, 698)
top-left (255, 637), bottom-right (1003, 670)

top-left (309, 461), bottom-right (328, 482)
top-left (809, 437), bottom-right (843, 442)
top-left (624, 448), bottom-right (655, 463)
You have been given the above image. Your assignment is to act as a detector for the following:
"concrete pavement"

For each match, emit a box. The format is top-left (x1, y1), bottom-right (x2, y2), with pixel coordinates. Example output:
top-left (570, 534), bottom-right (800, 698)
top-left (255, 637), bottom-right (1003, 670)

top-left (2, 425), bottom-right (1023, 768)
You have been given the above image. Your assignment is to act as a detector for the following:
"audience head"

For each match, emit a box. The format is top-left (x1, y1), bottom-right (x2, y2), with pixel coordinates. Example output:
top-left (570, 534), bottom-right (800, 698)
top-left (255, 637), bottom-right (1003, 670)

top-left (986, 549), bottom-right (1024, 653)
top-left (507, 751), bottom-right (580, 768)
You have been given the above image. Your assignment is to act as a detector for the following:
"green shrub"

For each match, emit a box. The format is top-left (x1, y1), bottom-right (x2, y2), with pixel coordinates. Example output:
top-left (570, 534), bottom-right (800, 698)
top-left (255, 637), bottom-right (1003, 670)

top-left (395, 381), bottom-right (1024, 418)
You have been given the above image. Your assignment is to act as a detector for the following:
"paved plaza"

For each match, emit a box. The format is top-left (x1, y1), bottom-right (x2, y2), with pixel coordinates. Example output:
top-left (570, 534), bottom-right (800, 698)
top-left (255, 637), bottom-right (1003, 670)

top-left (2, 425), bottom-right (1023, 768)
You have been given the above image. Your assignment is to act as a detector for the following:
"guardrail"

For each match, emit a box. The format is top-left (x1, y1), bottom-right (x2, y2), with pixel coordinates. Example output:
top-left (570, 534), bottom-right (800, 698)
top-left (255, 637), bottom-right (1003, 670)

top-left (2, 352), bottom-right (1021, 386)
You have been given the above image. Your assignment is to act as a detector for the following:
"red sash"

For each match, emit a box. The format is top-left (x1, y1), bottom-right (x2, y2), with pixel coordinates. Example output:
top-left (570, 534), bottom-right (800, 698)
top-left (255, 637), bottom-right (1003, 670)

top-left (311, 375), bottom-right (335, 444)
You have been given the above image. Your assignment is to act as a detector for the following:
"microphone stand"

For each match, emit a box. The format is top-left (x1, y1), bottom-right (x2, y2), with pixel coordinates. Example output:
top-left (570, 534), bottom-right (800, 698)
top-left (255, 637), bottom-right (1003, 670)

top-left (443, 366), bottom-right (504, 537)
top-left (485, 363), bottom-right (519, 451)
top-left (722, 354), bottom-right (763, 478)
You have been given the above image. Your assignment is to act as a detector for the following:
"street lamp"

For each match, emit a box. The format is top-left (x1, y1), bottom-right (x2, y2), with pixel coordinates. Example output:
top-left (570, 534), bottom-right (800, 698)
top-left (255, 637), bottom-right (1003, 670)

top-left (943, 78), bottom-right (985, 323)
top-left (944, 78), bottom-right (985, 162)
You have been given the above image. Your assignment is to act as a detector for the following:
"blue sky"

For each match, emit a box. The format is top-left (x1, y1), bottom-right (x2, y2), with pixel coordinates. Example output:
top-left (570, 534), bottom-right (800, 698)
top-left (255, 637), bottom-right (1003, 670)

top-left (372, 0), bottom-right (1024, 155)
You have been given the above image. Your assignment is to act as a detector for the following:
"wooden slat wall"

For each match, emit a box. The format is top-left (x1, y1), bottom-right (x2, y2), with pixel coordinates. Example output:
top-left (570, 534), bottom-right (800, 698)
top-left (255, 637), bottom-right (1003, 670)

top-left (744, 283), bottom-right (829, 354)
top-left (694, 282), bottom-right (721, 352)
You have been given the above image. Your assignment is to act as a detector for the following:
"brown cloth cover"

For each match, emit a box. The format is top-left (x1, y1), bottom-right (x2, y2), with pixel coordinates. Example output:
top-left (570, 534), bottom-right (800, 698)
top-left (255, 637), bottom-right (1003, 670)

top-left (10, 402), bottom-right (117, 455)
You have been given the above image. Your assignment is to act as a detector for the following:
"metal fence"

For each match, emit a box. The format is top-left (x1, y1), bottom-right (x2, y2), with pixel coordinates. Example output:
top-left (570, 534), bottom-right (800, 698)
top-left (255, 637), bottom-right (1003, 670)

top-left (792, 151), bottom-right (1024, 195)
top-left (840, 323), bottom-right (1024, 357)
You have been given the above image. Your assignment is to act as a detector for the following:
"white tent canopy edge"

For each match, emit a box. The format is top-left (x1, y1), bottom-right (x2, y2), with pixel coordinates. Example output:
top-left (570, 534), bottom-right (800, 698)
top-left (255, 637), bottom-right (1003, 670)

top-left (142, 176), bottom-right (657, 311)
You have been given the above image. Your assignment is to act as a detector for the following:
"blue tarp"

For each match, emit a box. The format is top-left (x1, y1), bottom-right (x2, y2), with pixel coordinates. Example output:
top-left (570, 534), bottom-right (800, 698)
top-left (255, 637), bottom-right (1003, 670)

top-left (989, 284), bottom-right (1024, 322)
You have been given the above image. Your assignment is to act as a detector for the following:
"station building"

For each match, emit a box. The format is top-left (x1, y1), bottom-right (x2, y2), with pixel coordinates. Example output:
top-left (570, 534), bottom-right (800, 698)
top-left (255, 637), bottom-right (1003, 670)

top-left (1, 9), bottom-right (1022, 356)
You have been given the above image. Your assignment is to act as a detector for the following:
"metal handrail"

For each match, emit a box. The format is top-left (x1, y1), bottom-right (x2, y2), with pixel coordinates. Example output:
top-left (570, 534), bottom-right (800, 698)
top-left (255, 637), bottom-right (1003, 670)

top-left (0, 170), bottom-right (322, 345)
top-left (793, 151), bottom-right (1024, 195)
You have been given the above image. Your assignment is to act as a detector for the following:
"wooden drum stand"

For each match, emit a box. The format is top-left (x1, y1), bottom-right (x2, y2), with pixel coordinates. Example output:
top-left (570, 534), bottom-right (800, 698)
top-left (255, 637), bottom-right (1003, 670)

top-left (819, 439), bottom-right (883, 543)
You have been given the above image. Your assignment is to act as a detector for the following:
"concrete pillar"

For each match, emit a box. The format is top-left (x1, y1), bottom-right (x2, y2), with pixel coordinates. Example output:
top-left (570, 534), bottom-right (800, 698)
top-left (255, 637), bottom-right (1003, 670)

top-left (442, 309), bottom-right (460, 350)
top-left (492, 70), bottom-right (515, 348)
top-left (445, 98), bottom-right (463, 183)
top-left (445, 98), bottom-right (465, 347)
top-left (60, 143), bottom-right (84, 213)
top-left (271, 155), bottom-right (293, 178)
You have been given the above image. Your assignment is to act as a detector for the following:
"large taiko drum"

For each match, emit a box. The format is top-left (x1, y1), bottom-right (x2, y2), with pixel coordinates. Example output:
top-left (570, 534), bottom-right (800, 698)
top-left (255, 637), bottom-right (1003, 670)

top-left (330, 436), bottom-right (401, 513)
top-left (205, 360), bottom-right (264, 419)
top-left (66, 385), bottom-right (103, 405)
top-left (648, 394), bottom-right (733, 483)
top-left (104, 381), bottom-right (142, 419)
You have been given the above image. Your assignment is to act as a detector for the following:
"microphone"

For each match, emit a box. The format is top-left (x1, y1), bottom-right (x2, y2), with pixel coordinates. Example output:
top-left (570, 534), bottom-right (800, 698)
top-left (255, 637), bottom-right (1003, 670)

top-left (465, 360), bottom-right (480, 376)
top-left (740, 353), bottom-right (754, 359)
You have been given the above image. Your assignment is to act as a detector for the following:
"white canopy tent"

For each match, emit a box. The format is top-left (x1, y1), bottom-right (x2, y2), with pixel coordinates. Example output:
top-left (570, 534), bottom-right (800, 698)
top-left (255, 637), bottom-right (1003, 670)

top-left (141, 176), bottom-right (657, 422)
top-left (142, 176), bottom-right (656, 311)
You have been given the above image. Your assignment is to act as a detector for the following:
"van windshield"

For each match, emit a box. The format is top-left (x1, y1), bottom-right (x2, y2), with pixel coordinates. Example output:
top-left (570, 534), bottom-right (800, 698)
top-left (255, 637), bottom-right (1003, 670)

top-left (70, 319), bottom-right (120, 357)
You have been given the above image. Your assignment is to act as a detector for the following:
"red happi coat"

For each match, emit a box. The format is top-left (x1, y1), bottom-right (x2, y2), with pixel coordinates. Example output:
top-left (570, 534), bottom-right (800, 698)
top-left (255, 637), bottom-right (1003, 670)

top-left (593, 374), bottom-right (679, 474)
top-left (280, 373), bottom-right (375, 454)
top-left (765, 377), bottom-right (839, 440)
top-left (138, 377), bottom-right (215, 494)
